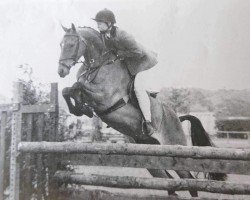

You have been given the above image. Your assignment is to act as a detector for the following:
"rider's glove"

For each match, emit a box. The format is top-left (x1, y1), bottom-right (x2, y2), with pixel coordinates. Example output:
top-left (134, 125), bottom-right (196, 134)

top-left (116, 50), bottom-right (126, 60)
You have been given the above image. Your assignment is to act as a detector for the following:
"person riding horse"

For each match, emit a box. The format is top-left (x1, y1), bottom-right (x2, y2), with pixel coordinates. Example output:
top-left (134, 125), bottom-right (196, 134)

top-left (93, 8), bottom-right (158, 136)
top-left (58, 22), bottom-right (227, 198)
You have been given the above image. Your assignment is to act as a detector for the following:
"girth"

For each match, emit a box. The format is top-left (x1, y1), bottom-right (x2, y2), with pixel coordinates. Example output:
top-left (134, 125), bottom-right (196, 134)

top-left (95, 79), bottom-right (158, 116)
top-left (96, 95), bottom-right (129, 116)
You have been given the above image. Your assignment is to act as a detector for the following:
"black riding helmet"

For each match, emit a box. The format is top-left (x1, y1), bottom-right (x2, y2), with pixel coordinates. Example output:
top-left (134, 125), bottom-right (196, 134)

top-left (92, 8), bottom-right (116, 24)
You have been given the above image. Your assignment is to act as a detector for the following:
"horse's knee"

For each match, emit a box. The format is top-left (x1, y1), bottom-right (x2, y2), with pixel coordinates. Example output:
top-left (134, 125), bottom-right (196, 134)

top-left (72, 82), bottom-right (82, 91)
top-left (62, 87), bottom-right (71, 96)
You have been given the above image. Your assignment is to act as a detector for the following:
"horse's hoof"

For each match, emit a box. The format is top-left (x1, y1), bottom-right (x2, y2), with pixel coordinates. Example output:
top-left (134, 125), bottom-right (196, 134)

top-left (140, 134), bottom-right (151, 141)
top-left (70, 107), bottom-right (93, 118)
top-left (190, 190), bottom-right (198, 197)
top-left (70, 110), bottom-right (84, 117)
top-left (168, 191), bottom-right (178, 196)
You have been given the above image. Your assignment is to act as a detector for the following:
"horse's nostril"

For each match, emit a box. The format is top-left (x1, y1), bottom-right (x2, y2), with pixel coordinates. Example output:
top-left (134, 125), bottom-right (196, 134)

top-left (58, 69), bottom-right (64, 77)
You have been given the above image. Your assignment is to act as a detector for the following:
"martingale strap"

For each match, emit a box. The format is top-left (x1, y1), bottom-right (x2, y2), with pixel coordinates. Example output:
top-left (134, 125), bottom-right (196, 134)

top-left (97, 95), bottom-right (129, 116)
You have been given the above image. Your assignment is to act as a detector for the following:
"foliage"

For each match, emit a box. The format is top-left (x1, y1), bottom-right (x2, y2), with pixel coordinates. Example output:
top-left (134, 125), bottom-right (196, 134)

top-left (214, 90), bottom-right (250, 118)
top-left (17, 64), bottom-right (50, 104)
top-left (159, 88), bottom-right (213, 113)
top-left (17, 64), bottom-right (72, 140)
top-left (188, 89), bottom-right (214, 112)
top-left (215, 119), bottom-right (250, 131)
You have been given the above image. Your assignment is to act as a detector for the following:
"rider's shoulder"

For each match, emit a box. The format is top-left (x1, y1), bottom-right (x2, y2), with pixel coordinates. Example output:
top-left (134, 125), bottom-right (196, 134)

top-left (115, 27), bottom-right (135, 40)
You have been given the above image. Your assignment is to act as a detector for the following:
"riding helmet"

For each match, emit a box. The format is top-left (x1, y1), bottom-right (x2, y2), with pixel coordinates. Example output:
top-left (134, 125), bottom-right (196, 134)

top-left (92, 8), bottom-right (116, 24)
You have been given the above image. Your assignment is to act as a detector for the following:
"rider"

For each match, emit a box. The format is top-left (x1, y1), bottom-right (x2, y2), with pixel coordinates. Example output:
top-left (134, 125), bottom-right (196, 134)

top-left (93, 8), bottom-right (158, 136)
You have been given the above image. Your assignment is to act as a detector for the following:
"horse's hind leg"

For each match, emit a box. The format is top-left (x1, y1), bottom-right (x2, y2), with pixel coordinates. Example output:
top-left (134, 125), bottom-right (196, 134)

top-left (175, 170), bottom-right (198, 197)
top-left (136, 138), bottom-right (177, 196)
top-left (147, 169), bottom-right (177, 196)
top-left (150, 102), bottom-right (198, 197)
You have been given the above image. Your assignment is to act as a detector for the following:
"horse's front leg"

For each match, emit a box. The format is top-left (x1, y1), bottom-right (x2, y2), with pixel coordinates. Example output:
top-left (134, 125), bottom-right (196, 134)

top-left (62, 83), bottom-right (93, 118)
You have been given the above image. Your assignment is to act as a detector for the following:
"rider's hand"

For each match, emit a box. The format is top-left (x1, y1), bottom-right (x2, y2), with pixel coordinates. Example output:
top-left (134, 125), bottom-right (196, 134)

top-left (116, 50), bottom-right (126, 60)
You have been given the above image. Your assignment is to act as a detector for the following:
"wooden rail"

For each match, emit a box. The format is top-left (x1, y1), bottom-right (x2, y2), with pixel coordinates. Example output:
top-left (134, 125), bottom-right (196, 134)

top-left (54, 171), bottom-right (250, 195)
top-left (18, 142), bottom-right (250, 160)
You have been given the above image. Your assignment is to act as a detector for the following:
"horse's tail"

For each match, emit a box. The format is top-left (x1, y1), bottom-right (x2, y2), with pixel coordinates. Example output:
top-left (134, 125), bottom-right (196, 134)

top-left (179, 114), bottom-right (227, 181)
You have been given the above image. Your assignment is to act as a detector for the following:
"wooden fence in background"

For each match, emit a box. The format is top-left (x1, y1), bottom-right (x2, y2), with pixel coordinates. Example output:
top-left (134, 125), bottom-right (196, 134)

top-left (0, 82), bottom-right (59, 200)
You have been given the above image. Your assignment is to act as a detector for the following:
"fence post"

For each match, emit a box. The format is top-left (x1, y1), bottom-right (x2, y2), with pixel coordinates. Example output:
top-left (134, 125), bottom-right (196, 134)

top-left (9, 82), bottom-right (23, 200)
top-left (36, 114), bottom-right (45, 200)
top-left (0, 111), bottom-right (7, 200)
top-left (22, 114), bottom-right (33, 200)
top-left (47, 83), bottom-right (59, 200)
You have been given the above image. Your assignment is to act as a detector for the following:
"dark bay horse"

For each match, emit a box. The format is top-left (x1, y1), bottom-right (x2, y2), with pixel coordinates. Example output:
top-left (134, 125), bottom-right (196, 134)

top-left (58, 24), bottom-right (226, 197)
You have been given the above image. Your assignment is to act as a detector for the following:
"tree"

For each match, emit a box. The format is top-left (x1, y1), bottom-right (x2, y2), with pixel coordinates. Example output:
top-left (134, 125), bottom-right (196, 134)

top-left (188, 89), bottom-right (214, 112)
top-left (159, 88), bottom-right (191, 113)
top-left (215, 98), bottom-right (250, 118)
top-left (17, 64), bottom-right (49, 104)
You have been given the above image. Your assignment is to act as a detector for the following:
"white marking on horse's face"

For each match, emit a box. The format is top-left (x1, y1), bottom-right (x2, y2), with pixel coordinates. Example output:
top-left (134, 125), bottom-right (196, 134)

top-left (60, 41), bottom-right (65, 48)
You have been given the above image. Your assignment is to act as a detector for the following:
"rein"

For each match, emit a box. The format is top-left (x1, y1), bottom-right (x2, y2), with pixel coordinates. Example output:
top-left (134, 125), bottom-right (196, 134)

top-left (77, 49), bottom-right (119, 83)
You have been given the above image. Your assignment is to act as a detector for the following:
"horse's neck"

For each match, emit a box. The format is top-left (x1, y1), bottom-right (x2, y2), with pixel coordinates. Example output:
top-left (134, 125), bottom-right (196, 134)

top-left (79, 28), bottom-right (104, 56)
top-left (78, 28), bottom-right (124, 72)
top-left (84, 44), bottom-right (100, 63)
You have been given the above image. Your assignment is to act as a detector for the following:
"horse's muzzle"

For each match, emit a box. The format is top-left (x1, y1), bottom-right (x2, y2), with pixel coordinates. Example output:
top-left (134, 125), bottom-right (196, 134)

top-left (58, 65), bottom-right (70, 78)
top-left (58, 68), bottom-right (65, 77)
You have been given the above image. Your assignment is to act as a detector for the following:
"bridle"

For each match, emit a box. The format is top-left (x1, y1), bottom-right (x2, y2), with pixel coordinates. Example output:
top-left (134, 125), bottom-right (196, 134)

top-left (59, 32), bottom-right (118, 71)
top-left (59, 33), bottom-right (87, 70)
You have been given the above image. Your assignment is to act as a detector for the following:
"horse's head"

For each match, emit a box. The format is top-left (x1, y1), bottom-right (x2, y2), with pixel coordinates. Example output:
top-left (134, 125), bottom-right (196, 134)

top-left (58, 24), bottom-right (105, 78)
top-left (58, 23), bottom-right (86, 77)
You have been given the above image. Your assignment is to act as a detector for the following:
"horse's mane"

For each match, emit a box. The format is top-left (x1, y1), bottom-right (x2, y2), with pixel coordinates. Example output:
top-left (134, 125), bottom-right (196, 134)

top-left (78, 26), bottom-right (104, 53)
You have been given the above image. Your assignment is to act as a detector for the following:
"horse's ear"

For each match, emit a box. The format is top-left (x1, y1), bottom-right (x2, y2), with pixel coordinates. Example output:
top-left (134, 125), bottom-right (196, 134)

top-left (61, 24), bottom-right (69, 32)
top-left (71, 23), bottom-right (76, 32)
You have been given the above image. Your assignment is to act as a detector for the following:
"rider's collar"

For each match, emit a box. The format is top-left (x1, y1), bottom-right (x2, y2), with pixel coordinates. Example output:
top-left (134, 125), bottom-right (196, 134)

top-left (100, 26), bottom-right (117, 38)
top-left (110, 26), bottom-right (117, 37)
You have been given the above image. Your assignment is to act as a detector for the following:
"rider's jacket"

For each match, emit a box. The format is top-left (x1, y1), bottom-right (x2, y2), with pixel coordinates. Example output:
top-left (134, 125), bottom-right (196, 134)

top-left (101, 26), bottom-right (158, 76)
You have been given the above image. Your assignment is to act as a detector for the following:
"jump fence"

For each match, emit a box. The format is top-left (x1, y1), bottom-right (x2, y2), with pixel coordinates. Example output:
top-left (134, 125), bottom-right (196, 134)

top-left (1, 82), bottom-right (250, 200)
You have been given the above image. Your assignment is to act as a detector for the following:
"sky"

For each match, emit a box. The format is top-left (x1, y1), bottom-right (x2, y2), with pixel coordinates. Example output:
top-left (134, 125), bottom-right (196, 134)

top-left (1, 0), bottom-right (250, 98)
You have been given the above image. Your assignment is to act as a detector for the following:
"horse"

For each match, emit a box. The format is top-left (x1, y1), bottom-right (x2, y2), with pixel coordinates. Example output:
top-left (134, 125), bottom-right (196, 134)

top-left (58, 24), bottom-right (226, 197)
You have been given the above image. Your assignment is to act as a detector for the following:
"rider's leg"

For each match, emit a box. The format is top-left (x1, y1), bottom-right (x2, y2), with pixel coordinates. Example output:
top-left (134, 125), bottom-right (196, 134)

top-left (134, 71), bottom-right (155, 135)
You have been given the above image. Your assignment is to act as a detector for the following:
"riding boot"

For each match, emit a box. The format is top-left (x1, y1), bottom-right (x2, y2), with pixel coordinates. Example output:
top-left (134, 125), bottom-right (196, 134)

top-left (142, 120), bottom-right (155, 137)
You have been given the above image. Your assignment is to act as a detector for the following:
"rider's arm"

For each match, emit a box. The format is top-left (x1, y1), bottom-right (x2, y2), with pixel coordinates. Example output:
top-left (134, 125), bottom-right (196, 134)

top-left (116, 30), bottom-right (144, 59)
